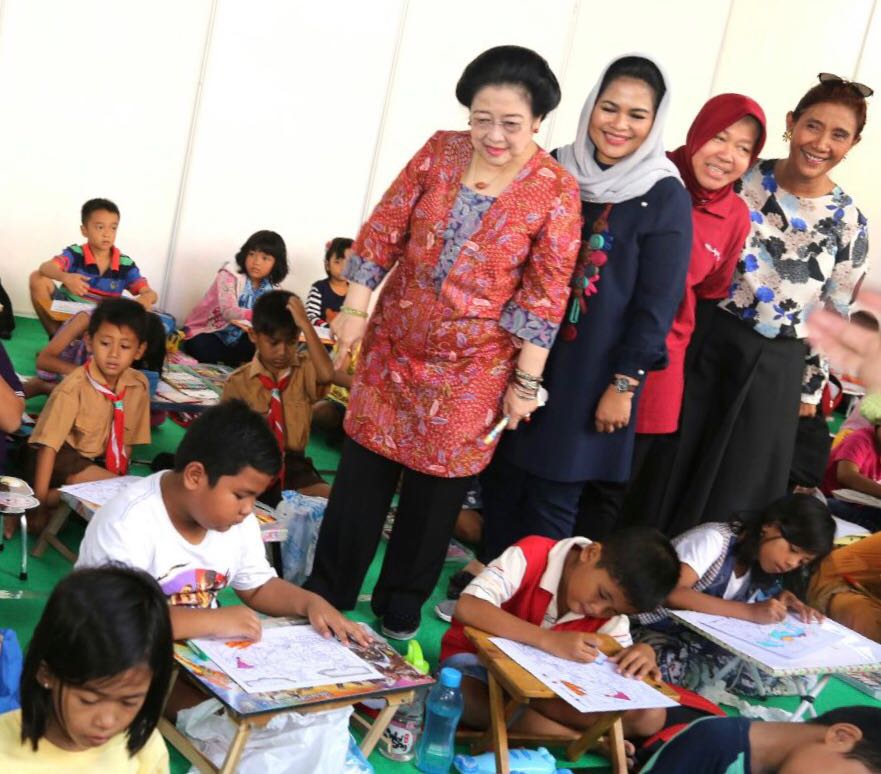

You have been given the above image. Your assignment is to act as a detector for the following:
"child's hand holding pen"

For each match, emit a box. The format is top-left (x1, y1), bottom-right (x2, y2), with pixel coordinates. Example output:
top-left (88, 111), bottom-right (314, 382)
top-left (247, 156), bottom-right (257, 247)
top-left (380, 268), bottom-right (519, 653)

top-left (539, 630), bottom-right (601, 663)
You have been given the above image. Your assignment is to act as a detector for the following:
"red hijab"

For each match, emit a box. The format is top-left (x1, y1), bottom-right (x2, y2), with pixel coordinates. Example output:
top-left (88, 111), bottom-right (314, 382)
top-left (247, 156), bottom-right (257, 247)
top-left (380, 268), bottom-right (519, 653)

top-left (668, 93), bottom-right (767, 209)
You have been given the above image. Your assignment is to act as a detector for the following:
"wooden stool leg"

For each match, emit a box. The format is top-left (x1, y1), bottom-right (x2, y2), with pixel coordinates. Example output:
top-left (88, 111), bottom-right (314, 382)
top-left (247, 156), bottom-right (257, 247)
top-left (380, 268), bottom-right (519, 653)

top-left (607, 718), bottom-right (627, 774)
top-left (487, 673), bottom-right (510, 774)
top-left (219, 720), bottom-right (252, 774)
top-left (32, 504), bottom-right (72, 559)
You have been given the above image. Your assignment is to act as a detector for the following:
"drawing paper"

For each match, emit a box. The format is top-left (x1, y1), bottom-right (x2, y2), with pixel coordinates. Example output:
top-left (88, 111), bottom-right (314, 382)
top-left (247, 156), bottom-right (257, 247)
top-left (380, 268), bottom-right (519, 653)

top-left (673, 610), bottom-right (881, 676)
top-left (59, 476), bottom-right (143, 506)
top-left (490, 638), bottom-right (677, 713)
top-left (191, 625), bottom-right (384, 693)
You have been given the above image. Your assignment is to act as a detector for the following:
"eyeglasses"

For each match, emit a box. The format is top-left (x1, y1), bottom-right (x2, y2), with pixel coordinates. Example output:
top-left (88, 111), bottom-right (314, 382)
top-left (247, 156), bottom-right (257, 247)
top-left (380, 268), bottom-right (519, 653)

top-left (468, 115), bottom-right (525, 135)
top-left (817, 72), bottom-right (874, 98)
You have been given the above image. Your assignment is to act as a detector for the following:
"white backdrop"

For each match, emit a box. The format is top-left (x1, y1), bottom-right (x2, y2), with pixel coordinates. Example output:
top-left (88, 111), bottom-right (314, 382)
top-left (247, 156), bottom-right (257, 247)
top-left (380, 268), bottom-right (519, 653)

top-left (0, 0), bottom-right (878, 321)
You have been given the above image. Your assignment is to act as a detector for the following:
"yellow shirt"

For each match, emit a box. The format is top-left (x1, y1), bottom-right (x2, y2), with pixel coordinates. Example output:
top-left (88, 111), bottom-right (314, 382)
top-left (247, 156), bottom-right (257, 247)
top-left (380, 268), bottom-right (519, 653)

top-left (0, 709), bottom-right (169, 773)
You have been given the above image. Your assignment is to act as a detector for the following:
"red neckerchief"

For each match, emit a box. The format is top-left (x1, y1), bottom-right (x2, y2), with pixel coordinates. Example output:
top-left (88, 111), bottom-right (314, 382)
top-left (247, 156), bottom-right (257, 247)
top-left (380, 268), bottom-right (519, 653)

top-left (84, 361), bottom-right (128, 474)
top-left (257, 369), bottom-right (291, 485)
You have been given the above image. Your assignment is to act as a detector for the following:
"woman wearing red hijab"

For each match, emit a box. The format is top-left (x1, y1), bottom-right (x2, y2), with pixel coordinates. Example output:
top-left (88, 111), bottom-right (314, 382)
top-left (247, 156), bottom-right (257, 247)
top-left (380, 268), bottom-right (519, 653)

top-left (577, 93), bottom-right (767, 537)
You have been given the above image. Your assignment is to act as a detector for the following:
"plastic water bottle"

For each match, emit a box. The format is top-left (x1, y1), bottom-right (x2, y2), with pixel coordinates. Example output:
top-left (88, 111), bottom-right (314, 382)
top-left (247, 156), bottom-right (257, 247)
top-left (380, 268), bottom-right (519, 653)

top-left (416, 667), bottom-right (463, 773)
top-left (380, 641), bottom-right (431, 762)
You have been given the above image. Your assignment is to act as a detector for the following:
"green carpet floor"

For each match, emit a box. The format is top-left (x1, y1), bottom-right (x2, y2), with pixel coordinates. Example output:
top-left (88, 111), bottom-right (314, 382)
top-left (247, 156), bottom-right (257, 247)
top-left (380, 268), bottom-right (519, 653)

top-left (2, 315), bottom-right (879, 773)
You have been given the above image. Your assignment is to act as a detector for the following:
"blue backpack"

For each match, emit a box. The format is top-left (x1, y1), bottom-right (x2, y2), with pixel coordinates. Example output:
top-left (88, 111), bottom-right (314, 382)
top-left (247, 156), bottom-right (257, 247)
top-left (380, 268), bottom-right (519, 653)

top-left (0, 629), bottom-right (22, 713)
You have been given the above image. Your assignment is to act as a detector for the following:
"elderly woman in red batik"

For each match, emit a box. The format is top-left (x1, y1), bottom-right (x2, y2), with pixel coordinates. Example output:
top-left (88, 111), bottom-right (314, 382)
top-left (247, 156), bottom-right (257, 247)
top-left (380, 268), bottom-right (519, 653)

top-left (305, 45), bottom-right (582, 640)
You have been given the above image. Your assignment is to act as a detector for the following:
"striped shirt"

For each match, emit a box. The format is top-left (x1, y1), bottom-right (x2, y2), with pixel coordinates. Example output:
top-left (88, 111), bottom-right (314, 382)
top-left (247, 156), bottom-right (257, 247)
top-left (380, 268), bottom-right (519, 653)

top-left (51, 243), bottom-right (148, 302)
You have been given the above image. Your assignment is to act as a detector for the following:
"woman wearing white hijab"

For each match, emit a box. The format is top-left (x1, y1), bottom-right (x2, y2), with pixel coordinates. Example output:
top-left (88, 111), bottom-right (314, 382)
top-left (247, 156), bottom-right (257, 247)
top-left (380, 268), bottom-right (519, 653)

top-left (479, 54), bottom-right (693, 557)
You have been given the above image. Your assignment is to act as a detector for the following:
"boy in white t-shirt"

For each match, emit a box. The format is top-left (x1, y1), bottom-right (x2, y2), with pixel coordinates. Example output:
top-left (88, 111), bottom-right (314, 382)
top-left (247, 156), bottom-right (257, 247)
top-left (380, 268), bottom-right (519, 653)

top-left (76, 399), bottom-right (366, 647)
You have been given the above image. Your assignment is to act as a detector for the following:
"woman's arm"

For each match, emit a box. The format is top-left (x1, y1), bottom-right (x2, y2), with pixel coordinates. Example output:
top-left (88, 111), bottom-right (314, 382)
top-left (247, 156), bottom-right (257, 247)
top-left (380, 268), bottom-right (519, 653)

top-left (35, 312), bottom-right (90, 376)
top-left (0, 377), bottom-right (23, 433)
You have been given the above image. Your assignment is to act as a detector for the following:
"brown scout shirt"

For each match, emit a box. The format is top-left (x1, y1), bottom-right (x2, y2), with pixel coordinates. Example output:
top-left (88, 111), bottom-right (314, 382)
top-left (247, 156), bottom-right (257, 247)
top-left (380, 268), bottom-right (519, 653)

top-left (29, 365), bottom-right (151, 458)
top-left (221, 353), bottom-right (328, 453)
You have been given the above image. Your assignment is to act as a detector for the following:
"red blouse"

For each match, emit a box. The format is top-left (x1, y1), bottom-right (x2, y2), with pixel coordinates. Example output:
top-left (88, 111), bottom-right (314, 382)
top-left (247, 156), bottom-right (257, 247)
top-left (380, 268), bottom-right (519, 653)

top-left (635, 193), bottom-right (749, 434)
top-left (344, 131), bottom-right (582, 477)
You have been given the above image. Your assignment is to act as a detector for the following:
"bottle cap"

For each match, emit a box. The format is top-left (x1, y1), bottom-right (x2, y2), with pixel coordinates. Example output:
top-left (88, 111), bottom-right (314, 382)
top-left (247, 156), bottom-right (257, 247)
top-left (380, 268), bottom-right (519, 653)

top-left (439, 667), bottom-right (462, 688)
top-left (405, 640), bottom-right (430, 675)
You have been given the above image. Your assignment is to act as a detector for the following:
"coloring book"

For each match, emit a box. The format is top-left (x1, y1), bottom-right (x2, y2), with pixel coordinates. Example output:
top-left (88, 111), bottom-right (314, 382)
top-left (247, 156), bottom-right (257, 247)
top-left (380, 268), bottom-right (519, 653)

top-left (490, 638), bottom-right (677, 713)
top-left (191, 625), bottom-right (384, 693)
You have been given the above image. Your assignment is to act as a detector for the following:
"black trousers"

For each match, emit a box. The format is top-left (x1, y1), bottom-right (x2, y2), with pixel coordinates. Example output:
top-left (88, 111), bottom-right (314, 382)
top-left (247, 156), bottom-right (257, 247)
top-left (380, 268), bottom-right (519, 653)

top-left (183, 331), bottom-right (255, 367)
top-left (305, 437), bottom-right (471, 617)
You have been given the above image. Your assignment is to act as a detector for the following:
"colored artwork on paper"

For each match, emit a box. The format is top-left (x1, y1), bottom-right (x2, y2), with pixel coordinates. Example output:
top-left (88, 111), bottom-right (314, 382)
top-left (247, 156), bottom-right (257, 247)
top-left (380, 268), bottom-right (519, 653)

top-left (191, 625), bottom-right (384, 693)
top-left (490, 638), bottom-right (677, 713)
top-left (700, 615), bottom-right (841, 660)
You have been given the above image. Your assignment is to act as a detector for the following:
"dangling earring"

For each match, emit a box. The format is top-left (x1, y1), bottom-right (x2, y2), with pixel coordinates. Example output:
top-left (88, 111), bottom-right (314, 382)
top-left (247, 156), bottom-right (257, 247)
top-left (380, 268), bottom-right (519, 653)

top-left (782, 130), bottom-right (792, 142)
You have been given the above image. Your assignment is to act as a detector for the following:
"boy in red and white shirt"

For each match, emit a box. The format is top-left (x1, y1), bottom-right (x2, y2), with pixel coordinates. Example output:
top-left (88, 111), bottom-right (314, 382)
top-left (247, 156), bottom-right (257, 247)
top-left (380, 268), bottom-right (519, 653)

top-left (442, 528), bottom-right (680, 745)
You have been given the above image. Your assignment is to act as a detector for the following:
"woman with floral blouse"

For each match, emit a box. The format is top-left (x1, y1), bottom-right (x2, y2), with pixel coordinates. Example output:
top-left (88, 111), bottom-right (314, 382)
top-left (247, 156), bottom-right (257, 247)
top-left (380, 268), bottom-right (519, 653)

top-left (653, 74), bottom-right (871, 536)
top-left (305, 46), bottom-right (581, 640)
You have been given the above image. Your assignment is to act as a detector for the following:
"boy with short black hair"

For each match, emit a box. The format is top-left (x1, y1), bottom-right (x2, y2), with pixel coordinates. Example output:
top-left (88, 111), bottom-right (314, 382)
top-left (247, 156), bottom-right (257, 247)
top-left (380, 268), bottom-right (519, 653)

top-left (222, 290), bottom-right (334, 502)
top-left (27, 298), bottom-right (152, 532)
top-left (441, 527), bottom-right (681, 743)
top-left (642, 706), bottom-right (881, 773)
top-left (76, 400), bottom-right (364, 645)
top-left (29, 197), bottom-right (157, 334)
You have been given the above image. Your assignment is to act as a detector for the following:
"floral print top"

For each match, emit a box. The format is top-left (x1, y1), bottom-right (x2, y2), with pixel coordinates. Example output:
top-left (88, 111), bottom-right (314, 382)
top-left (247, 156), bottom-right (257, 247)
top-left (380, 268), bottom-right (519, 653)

top-left (343, 130), bottom-right (582, 477)
top-left (723, 159), bottom-right (869, 401)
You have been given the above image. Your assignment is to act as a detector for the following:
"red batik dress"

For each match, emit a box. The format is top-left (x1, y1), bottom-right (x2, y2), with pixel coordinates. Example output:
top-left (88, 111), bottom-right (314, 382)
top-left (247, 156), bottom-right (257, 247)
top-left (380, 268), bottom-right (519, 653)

top-left (343, 130), bottom-right (581, 477)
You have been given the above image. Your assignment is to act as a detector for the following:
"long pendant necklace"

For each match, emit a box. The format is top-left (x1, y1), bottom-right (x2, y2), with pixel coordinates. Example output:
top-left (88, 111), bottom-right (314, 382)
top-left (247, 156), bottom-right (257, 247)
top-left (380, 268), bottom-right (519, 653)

top-left (561, 203), bottom-right (614, 342)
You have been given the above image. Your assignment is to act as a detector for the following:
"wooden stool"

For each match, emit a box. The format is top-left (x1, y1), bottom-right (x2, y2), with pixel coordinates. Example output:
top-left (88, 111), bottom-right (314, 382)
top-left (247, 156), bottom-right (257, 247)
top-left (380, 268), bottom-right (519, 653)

top-left (460, 627), bottom-right (630, 774)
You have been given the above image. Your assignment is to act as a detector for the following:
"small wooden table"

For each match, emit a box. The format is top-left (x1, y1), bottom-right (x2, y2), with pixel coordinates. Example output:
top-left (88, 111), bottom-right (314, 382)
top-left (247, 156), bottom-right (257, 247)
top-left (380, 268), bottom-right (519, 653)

top-left (463, 627), bottom-right (632, 774)
top-left (161, 623), bottom-right (433, 774)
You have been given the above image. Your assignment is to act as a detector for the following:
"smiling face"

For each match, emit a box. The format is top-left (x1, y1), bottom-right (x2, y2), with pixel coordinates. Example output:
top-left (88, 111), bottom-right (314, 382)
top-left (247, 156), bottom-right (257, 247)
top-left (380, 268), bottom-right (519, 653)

top-left (40, 664), bottom-right (152, 751)
top-left (85, 321), bottom-right (146, 386)
top-left (559, 543), bottom-right (636, 619)
top-left (80, 209), bottom-right (119, 255)
top-left (184, 463), bottom-right (273, 532)
top-left (757, 525), bottom-right (817, 575)
top-left (468, 84), bottom-right (541, 168)
top-left (691, 116), bottom-right (761, 191)
top-left (588, 76), bottom-right (656, 165)
top-left (785, 101), bottom-right (860, 182)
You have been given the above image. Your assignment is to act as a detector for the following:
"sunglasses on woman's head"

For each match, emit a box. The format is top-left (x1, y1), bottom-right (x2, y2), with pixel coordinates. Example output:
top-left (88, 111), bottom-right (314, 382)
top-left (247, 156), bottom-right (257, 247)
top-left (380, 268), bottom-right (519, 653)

top-left (817, 72), bottom-right (874, 98)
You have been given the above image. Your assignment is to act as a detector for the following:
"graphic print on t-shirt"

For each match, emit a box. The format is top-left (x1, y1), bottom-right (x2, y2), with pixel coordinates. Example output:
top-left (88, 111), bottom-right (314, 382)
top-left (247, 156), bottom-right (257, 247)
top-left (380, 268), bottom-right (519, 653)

top-left (158, 564), bottom-right (229, 607)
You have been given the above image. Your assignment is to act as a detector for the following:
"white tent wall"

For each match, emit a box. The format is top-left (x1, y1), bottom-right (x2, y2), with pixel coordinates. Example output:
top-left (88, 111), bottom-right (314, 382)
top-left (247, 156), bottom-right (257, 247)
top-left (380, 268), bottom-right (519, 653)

top-left (0, 0), bottom-right (878, 321)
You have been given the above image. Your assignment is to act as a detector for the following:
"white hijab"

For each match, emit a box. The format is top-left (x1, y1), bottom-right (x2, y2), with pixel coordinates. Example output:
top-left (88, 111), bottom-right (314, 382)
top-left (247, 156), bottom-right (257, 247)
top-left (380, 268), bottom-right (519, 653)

top-left (556, 53), bottom-right (681, 204)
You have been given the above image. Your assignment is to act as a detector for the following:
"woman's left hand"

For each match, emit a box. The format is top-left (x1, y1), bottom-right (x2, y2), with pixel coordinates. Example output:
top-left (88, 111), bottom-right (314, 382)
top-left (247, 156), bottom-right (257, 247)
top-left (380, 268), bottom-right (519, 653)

top-left (778, 590), bottom-right (824, 623)
top-left (595, 387), bottom-right (633, 433)
top-left (502, 384), bottom-right (538, 431)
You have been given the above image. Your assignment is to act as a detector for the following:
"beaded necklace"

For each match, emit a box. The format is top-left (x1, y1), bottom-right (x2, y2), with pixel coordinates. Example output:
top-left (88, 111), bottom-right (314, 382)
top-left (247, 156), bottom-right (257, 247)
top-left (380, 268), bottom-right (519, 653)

top-left (561, 203), bottom-right (614, 341)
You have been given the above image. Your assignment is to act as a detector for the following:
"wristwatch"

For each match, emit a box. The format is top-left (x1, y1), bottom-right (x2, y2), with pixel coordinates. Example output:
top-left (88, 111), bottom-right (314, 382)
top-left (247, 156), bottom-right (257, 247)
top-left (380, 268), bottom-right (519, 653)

top-left (610, 375), bottom-right (638, 394)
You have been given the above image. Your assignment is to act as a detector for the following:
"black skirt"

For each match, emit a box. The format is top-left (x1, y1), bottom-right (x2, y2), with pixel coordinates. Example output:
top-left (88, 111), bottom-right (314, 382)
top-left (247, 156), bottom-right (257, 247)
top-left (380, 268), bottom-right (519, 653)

top-left (637, 307), bottom-right (806, 536)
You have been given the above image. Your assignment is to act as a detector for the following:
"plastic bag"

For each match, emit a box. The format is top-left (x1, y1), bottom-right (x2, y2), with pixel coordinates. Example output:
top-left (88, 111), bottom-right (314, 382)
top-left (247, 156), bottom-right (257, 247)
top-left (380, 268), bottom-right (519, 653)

top-left (343, 733), bottom-right (375, 773)
top-left (277, 490), bottom-right (327, 585)
top-left (177, 699), bottom-right (352, 774)
top-left (0, 629), bottom-right (22, 713)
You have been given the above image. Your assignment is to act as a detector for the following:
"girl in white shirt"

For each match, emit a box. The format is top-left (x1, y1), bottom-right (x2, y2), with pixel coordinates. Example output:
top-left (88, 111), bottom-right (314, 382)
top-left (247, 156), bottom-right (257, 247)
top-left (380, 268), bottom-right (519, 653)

top-left (635, 494), bottom-right (834, 693)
